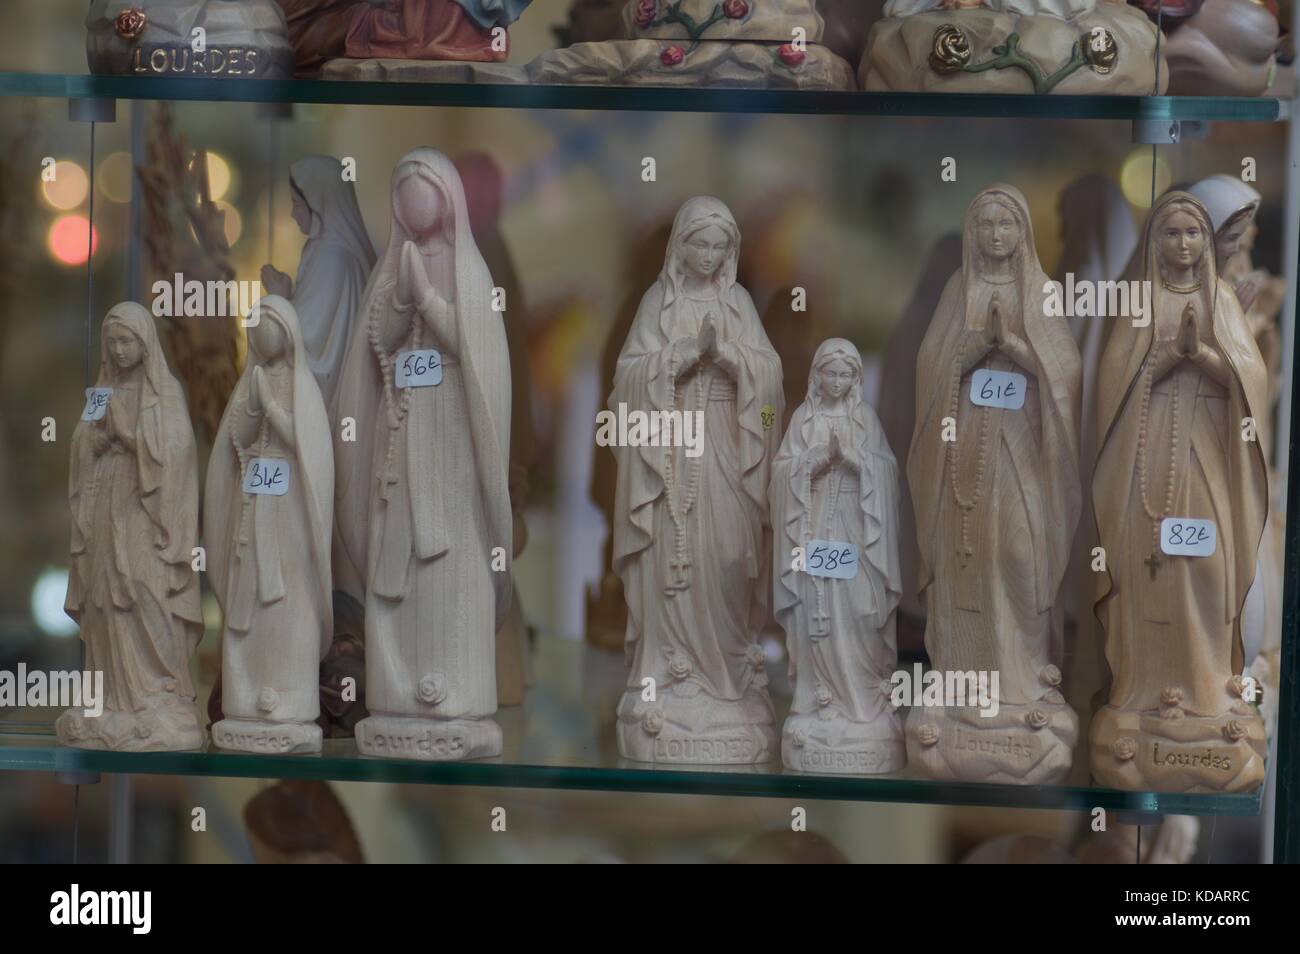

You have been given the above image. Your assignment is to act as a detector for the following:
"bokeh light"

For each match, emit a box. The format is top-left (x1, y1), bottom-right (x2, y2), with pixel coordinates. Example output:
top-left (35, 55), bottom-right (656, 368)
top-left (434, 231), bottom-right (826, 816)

top-left (31, 568), bottom-right (77, 638)
top-left (97, 151), bottom-right (135, 204)
top-left (1120, 148), bottom-right (1174, 209)
top-left (194, 151), bottom-right (233, 201)
top-left (48, 215), bottom-right (99, 266)
top-left (39, 160), bottom-right (89, 211)
top-left (217, 200), bottom-right (243, 246)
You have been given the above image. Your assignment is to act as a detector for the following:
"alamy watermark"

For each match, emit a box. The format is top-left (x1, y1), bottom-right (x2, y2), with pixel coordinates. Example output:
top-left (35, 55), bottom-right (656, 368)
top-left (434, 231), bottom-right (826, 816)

top-left (1044, 275), bottom-right (1154, 327)
top-left (0, 665), bottom-right (102, 717)
top-left (890, 664), bottom-right (1000, 718)
top-left (151, 274), bottom-right (263, 326)
top-left (595, 403), bottom-right (704, 459)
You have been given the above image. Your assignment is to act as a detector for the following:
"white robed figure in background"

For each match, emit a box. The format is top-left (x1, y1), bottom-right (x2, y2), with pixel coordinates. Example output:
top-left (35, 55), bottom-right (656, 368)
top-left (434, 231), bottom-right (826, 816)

top-left (206, 296), bottom-right (333, 754)
top-left (334, 148), bottom-right (512, 761)
top-left (261, 156), bottom-right (376, 599)
top-left (771, 339), bottom-right (905, 774)
top-left (610, 196), bottom-right (784, 765)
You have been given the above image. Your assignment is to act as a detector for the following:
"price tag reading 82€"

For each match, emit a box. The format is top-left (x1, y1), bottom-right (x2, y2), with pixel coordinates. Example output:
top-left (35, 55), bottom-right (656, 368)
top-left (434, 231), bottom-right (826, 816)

top-left (1160, 518), bottom-right (1216, 557)
top-left (81, 387), bottom-right (113, 422)
top-left (970, 369), bottom-right (1026, 410)
top-left (804, 540), bottom-right (859, 580)
top-left (396, 348), bottom-right (443, 388)
top-left (242, 457), bottom-right (291, 497)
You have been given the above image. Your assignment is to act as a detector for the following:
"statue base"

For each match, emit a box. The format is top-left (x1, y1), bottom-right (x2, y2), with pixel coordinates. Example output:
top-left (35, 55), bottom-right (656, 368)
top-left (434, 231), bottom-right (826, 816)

top-left (55, 703), bottom-right (204, 752)
top-left (781, 710), bottom-right (906, 775)
top-left (1089, 704), bottom-right (1266, 793)
top-left (616, 686), bottom-right (777, 764)
top-left (861, 8), bottom-right (1165, 95)
top-left (355, 714), bottom-right (502, 761)
top-left (905, 700), bottom-right (1077, 784)
top-left (212, 718), bottom-right (322, 755)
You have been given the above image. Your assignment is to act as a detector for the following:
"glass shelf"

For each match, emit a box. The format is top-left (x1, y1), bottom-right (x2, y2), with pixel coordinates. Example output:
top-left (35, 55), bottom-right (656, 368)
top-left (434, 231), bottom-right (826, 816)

top-left (0, 635), bottom-right (1263, 817)
top-left (0, 71), bottom-right (1288, 122)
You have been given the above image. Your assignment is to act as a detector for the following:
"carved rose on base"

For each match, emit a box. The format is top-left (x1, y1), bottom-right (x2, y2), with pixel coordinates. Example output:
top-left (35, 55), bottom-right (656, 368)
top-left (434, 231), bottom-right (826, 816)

top-left (1083, 29), bottom-right (1118, 74)
top-left (661, 45), bottom-right (686, 67)
top-left (1112, 736), bottom-right (1137, 761)
top-left (417, 674), bottom-right (448, 705)
top-left (643, 709), bottom-right (664, 735)
top-left (257, 687), bottom-right (279, 714)
top-left (636, 0), bottom-right (659, 27)
top-left (777, 44), bottom-right (807, 68)
top-left (1041, 664), bottom-right (1062, 688)
top-left (723, 0), bottom-right (749, 18)
top-left (1223, 720), bottom-right (1246, 743)
top-left (917, 723), bottom-right (939, 747)
top-left (1026, 708), bottom-right (1049, 730)
top-left (668, 654), bottom-right (693, 679)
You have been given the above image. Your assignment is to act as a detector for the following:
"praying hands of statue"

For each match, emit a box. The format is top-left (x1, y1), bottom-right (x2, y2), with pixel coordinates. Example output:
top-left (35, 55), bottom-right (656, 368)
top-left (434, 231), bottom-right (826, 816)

top-left (401, 241), bottom-right (458, 356)
top-left (260, 263), bottom-right (293, 300)
top-left (697, 313), bottom-right (718, 361)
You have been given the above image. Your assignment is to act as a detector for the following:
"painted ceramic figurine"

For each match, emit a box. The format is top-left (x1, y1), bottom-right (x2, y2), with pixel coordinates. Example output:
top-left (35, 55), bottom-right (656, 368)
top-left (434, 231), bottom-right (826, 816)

top-left (1134, 0), bottom-right (1280, 97)
top-left (206, 296), bottom-right (334, 755)
top-left (1090, 191), bottom-right (1269, 793)
top-left (344, 0), bottom-right (534, 61)
top-left (334, 148), bottom-right (512, 762)
top-left (611, 196), bottom-right (784, 765)
top-left (772, 339), bottom-right (905, 774)
top-left (57, 303), bottom-right (205, 751)
top-left (863, 0), bottom-right (1165, 94)
top-left (906, 184), bottom-right (1081, 784)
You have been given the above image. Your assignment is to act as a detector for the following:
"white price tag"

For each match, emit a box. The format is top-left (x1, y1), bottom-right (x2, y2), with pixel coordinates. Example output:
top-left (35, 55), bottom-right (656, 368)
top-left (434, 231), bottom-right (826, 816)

top-left (242, 457), bottom-right (291, 496)
top-left (81, 387), bottom-right (112, 422)
top-left (396, 349), bottom-right (443, 388)
top-left (970, 369), bottom-right (1026, 410)
top-left (1160, 518), bottom-right (1216, 557)
top-left (804, 540), bottom-right (859, 580)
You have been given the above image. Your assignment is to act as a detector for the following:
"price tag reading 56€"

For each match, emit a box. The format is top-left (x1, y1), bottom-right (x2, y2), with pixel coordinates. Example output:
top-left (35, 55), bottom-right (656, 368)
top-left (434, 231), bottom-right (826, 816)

top-left (1161, 518), bottom-right (1216, 557)
top-left (81, 387), bottom-right (113, 422)
top-left (970, 369), bottom-right (1026, 410)
top-left (242, 458), bottom-right (291, 496)
top-left (804, 540), bottom-right (859, 580)
top-left (396, 349), bottom-right (443, 388)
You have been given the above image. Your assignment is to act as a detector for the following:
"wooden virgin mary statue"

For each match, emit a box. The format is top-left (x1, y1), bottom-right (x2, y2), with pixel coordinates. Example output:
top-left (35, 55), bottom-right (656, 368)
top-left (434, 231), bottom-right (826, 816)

top-left (206, 296), bottom-right (334, 754)
top-left (1090, 191), bottom-right (1268, 792)
top-left (772, 339), bottom-right (905, 774)
top-left (334, 148), bottom-right (512, 762)
top-left (611, 196), bottom-right (784, 765)
top-left (57, 303), bottom-right (204, 751)
top-left (906, 184), bottom-right (1081, 784)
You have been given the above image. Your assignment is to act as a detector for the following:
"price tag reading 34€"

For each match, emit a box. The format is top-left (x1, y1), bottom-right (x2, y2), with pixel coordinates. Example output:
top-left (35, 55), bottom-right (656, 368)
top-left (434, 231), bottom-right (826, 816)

top-left (804, 540), bottom-right (859, 580)
top-left (396, 349), bottom-right (443, 388)
top-left (81, 387), bottom-right (113, 422)
top-left (242, 458), bottom-right (291, 497)
top-left (970, 369), bottom-right (1026, 410)
top-left (1160, 518), bottom-right (1216, 557)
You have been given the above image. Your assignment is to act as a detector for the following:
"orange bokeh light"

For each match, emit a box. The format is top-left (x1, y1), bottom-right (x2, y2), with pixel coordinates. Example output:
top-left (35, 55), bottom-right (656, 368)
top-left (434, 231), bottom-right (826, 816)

top-left (48, 215), bottom-right (99, 266)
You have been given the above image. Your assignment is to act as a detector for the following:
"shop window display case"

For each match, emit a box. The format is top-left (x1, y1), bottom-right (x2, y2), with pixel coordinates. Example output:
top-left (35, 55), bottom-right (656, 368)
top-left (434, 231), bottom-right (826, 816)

top-left (0, 0), bottom-right (1296, 865)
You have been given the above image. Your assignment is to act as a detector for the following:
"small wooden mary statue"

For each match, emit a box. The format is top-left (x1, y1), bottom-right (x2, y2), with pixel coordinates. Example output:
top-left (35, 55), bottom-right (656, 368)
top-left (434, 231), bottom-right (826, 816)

top-left (1090, 191), bottom-right (1268, 793)
top-left (206, 296), bottom-right (334, 755)
top-left (771, 338), bottom-right (905, 774)
top-left (57, 302), bottom-right (205, 751)
top-left (906, 184), bottom-right (1081, 784)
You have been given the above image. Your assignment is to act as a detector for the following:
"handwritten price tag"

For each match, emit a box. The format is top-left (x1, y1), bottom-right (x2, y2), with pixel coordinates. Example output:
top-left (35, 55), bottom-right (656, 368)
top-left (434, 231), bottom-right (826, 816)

top-left (81, 388), bottom-right (113, 422)
top-left (804, 540), bottom-right (859, 580)
top-left (242, 457), bottom-right (291, 496)
top-left (396, 349), bottom-right (443, 388)
top-left (1160, 518), bottom-right (1216, 557)
top-left (970, 370), bottom-right (1026, 410)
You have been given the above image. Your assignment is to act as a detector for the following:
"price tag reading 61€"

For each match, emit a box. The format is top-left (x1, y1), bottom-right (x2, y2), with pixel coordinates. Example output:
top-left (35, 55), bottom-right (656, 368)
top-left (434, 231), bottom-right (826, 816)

top-left (396, 349), bottom-right (443, 388)
top-left (970, 369), bottom-right (1026, 410)
top-left (804, 540), bottom-right (859, 580)
top-left (242, 458), bottom-right (291, 496)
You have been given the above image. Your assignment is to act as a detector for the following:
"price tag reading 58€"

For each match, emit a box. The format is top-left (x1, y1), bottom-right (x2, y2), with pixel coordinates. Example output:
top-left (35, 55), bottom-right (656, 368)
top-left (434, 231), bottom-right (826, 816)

top-left (396, 349), bottom-right (443, 388)
top-left (81, 387), bottom-right (113, 422)
top-left (804, 540), bottom-right (859, 580)
top-left (970, 369), bottom-right (1026, 410)
top-left (242, 458), bottom-right (291, 496)
top-left (1161, 518), bottom-right (1216, 557)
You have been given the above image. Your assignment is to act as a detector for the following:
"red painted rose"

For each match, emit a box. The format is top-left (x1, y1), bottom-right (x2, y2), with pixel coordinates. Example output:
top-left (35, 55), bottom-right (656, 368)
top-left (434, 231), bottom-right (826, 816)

top-left (778, 44), bottom-right (806, 68)
top-left (114, 8), bottom-right (147, 41)
top-left (723, 0), bottom-right (749, 18)
top-left (660, 45), bottom-right (685, 67)
top-left (635, 0), bottom-right (659, 27)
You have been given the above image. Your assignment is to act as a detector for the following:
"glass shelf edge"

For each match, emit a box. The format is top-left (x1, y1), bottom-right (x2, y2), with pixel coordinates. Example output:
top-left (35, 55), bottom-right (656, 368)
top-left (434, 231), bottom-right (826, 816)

top-left (0, 72), bottom-right (1285, 122)
top-left (0, 735), bottom-right (1262, 816)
